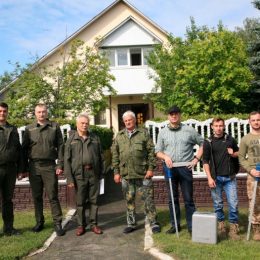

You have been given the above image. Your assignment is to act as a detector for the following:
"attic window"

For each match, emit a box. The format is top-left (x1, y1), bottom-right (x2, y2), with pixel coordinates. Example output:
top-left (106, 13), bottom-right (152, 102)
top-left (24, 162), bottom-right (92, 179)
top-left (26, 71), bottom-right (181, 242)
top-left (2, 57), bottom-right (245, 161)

top-left (130, 48), bottom-right (141, 66)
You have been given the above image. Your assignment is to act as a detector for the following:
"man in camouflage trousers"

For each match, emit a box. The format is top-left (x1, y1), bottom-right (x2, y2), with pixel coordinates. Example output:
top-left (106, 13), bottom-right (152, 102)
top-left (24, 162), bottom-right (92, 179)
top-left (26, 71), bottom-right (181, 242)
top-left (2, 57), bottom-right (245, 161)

top-left (22, 104), bottom-right (65, 236)
top-left (111, 110), bottom-right (160, 234)
top-left (239, 111), bottom-right (260, 241)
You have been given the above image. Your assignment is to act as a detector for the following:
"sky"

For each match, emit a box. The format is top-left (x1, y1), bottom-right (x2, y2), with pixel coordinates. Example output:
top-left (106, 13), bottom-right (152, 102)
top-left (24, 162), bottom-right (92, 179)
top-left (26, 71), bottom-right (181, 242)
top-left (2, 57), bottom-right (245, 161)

top-left (0, 0), bottom-right (259, 75)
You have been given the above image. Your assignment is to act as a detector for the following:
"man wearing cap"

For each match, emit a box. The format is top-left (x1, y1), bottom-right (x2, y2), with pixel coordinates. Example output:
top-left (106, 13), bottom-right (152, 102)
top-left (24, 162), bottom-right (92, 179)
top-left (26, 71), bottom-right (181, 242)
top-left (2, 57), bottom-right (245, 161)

top-left (155, 105), bottom-right (203, 234)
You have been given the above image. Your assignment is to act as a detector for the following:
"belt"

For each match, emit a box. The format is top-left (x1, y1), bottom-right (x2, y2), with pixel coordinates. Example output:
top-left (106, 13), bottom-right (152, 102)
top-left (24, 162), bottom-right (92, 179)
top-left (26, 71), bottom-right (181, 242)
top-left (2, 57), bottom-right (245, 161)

top-left (84, 164), bottom-right (93, 170)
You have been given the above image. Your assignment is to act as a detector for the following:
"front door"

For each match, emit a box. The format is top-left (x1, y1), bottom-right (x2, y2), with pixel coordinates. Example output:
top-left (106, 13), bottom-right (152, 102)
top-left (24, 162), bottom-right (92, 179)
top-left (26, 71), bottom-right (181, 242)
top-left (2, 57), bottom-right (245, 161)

top-left (118, 103), bottom-right (149, 130)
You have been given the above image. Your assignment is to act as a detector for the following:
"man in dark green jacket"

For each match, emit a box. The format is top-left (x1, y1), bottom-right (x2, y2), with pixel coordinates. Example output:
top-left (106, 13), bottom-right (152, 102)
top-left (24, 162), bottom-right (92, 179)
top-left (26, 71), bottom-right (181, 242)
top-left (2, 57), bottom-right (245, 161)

top-left (22, 104), bottom-right (65, 236)
top-left (64, 112), bottom-right (104, 236)
top-left (111, 110), bottom-right (160, 234)
top-left (0, 102), bottom-right (22, 236)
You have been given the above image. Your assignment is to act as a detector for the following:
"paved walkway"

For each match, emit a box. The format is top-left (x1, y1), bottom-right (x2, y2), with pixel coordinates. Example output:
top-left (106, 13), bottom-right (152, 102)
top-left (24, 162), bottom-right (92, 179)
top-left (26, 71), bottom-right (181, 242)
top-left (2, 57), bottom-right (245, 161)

top-left (26, 174), bottom-right (167, 260)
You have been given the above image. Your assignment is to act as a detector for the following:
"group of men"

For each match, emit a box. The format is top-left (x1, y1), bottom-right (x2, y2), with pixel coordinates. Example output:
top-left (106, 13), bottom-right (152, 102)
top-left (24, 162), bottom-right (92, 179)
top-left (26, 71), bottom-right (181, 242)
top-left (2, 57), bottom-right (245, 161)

top-left (0, 102), bottom-right (104, 237)
top-left (0, 101), bottom-right (260, 242)
top-left (112, 106), bottom-right (260, 242)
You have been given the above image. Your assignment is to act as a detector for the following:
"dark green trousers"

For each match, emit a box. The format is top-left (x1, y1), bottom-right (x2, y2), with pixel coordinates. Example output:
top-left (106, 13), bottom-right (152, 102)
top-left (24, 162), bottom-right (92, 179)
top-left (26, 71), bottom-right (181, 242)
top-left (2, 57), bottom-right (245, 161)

top-left (74, 169), bottom-right (99, 227)
top-left (0, 164), bottom-right (17, 231)
top-left (29, 161), bottom-right (62, 225)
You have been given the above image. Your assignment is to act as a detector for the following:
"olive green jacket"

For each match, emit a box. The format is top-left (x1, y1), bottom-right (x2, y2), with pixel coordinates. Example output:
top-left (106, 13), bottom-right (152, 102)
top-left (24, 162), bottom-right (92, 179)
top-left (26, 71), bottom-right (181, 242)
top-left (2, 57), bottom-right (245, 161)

top-left (111, 128), bottom-right (156, 179)
top-left (0, 122), bottom-right (23, 172)
top-left (64, 131), bottom-right (104, 184)
top-left (22, 120), bottom-right (64, 170)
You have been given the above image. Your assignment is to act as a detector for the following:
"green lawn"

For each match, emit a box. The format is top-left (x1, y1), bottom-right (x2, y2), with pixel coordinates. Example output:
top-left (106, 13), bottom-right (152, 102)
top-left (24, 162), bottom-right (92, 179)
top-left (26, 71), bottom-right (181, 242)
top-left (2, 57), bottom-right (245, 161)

top-left (154, 207), bottom-right (260, 260)
top-left (0, 210), bottom-right (54, 260)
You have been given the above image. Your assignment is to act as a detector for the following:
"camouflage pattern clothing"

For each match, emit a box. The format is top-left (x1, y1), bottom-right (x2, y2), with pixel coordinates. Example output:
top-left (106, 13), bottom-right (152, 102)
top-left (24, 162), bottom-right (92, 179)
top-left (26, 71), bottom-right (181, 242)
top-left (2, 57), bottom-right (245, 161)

top-left (239, 133), bottom-right (260, 224)
top-left (111, 128), bottom-right (158, 227)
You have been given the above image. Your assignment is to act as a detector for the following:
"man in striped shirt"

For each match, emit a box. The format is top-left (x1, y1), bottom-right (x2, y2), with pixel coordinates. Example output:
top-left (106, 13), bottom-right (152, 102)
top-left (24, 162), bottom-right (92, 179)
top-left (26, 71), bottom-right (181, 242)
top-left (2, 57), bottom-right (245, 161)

top-left (155, 106), bottom-right (203, 234)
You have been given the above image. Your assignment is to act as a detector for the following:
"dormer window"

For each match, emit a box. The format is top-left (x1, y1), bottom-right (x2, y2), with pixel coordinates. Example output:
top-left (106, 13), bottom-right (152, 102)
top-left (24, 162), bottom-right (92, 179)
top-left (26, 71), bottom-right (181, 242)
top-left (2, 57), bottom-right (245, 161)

top-left (101, 47), bottom-right (153, 67)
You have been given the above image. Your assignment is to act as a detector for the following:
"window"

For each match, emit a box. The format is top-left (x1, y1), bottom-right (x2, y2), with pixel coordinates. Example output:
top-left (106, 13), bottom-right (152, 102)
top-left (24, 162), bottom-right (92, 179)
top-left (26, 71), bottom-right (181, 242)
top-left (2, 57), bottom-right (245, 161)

top-left (101, 49), bottom-right (115, 67)
top-left (117, 49), bottom-right (128, 66)
top-left (130, 48), bottom-right (141, 66)
top-left (143, 48), bottom-right (153, 65)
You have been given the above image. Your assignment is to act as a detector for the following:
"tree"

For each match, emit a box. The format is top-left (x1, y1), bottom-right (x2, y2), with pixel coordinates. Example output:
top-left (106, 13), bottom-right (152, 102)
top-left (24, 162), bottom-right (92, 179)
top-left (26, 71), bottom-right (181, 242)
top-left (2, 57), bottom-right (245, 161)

top-left (3, 39), bottom-right (115, 119)
top-left (147, 21), bottom-right (253, 115)
top-left (247, 0), bottom-right (260, 109)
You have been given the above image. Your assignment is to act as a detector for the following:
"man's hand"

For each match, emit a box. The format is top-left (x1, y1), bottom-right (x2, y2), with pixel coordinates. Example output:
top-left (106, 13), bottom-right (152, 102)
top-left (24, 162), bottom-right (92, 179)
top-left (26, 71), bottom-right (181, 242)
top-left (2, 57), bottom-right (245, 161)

top-left (145, 170), bottom-right (154, 179)
top-left (67, 182), bottom-right (75, 188)
top-left (114, 173), bottom-right (121, 183)
top-left (250, 169), bottom-right (260, 178)
top-left (17, 172), bottom-right (29, 180)
top-left (208, 177), bottom-right (216, 188)
top-left (56, 168), bottom-right (63, 176)
top-left (164, 155), bottom-right (173, 168)
top-left (188, 157), bottom-right (199, 169)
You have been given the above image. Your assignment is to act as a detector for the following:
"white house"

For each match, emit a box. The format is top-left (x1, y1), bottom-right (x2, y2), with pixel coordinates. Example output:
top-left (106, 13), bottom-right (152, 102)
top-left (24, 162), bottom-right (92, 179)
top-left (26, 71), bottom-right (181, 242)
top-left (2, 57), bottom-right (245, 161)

top-left (1, 0), bottom-right (169, 132)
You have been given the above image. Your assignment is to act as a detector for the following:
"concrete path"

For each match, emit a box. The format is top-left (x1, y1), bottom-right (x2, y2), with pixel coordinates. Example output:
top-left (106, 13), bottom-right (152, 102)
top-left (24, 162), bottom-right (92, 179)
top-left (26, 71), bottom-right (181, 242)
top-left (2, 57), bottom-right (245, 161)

top-left (26, 174), bottom-right (160, 260)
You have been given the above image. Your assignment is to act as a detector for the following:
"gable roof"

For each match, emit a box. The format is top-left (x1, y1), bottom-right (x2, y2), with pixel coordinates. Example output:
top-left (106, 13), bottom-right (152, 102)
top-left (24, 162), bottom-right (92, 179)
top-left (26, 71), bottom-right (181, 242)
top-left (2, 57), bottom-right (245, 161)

top-left (36, 0), bottom-right (168, 65)
top-left (0, 0), bottom-right (168, 96)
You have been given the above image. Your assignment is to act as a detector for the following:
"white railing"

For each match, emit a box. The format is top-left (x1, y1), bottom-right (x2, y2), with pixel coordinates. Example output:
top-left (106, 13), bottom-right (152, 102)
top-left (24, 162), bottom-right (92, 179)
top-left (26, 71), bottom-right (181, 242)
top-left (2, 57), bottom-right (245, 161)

top-left (17, 124), bottom-right (72, 143)
top-left (145, 118), bottom-right (249, 176)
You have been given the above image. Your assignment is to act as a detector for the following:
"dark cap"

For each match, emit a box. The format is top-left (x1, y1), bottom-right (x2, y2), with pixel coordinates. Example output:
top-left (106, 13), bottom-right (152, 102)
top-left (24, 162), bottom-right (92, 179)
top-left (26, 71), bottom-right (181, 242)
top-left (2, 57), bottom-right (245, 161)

top-left (168, 105), bottom-right (181, 114)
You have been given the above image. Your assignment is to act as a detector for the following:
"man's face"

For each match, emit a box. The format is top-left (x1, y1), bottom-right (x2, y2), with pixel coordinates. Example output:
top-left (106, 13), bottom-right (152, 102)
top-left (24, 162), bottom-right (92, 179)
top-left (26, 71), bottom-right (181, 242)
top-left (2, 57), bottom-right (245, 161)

top-left (35, 106), bottom-right (48, 122)
top-left (249, 113), bottom-right (260, 131)
top-left (168, 112), bottom-right (181, 125)
top-left (77, 117), bottom-right (89, 133)
top-left (211, 120), bottom-right (225, 136)
top-left (0, 106), bottom-right (8, 124)
top-left (123, 115), bottom-right (136, 131)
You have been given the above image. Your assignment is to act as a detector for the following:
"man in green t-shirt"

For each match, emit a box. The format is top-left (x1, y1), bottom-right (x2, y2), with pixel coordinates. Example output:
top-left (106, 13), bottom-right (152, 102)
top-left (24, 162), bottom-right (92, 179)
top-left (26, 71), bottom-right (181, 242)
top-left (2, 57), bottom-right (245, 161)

top-left (239, 111), bottom-right (260, 241)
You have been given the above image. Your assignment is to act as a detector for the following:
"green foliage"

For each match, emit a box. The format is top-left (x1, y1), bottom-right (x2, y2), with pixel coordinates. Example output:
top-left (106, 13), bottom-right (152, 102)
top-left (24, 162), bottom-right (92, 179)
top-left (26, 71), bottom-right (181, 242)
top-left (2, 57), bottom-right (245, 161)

top-left (247, 0), bottom-right (260, 109)
top-left (147, 20), bottom-right (253, 115)
top-left (3, 39), bottom-right (116, 119)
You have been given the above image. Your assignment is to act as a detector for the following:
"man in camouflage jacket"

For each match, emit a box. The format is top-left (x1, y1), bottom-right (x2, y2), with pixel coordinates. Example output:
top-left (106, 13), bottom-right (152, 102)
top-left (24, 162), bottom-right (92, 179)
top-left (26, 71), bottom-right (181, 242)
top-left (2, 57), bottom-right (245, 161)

top-left (111, 110), bottom-right (160, 234)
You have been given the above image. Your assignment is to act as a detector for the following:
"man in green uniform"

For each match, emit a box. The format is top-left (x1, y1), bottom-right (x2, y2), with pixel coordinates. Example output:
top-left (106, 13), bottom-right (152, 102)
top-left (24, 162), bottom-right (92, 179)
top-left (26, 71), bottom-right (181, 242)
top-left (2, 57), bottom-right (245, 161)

top-left (64, 112), bottom-right (103, 236)
top-left (111, 110), bottom-right (161, 234)
top-left (239, 111), bottom-right (260, 240)
top-left (22, 104), bottom-right (65, 236)
top-left (0, 102), bottom-right (22, 236)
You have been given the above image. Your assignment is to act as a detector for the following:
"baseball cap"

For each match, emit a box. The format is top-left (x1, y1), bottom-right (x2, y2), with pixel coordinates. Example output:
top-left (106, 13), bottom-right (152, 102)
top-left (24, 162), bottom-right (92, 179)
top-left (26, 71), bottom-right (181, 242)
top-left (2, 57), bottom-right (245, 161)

top-left (168, 105), bottom-right (181, 114)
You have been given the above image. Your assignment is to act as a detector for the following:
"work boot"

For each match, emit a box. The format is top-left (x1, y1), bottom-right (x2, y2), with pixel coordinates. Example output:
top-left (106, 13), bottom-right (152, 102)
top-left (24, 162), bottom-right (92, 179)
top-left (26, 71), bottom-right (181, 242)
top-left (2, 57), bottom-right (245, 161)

top-left (218, 221), bottom-right (227, 240)
top-left (228, 223), bottom-right (240, 240)
top-left (252, 224), bottom-right (260, 241)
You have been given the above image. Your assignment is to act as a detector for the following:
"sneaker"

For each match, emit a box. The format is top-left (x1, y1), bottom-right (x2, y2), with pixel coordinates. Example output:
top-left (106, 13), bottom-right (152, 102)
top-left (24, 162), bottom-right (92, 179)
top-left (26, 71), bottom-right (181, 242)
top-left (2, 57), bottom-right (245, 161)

top-left (123, 226), bottom-right (136, 234)
top-left (54, 223), bottom-right (65, 236)
top-left (166, 225), bottom-right (181, 234)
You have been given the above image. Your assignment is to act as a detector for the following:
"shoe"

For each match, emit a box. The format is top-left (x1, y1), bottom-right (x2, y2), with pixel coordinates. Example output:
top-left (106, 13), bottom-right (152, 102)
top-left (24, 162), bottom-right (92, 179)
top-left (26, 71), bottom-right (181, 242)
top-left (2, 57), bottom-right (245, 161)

top-left (54, 223), bottom-right (65, 236)
top-left (228, 223), bottom-right (240, 240)
top-left (91, 226), bottom-right (103, 235)
top-left (252, 224), bottom-right (260, 241)
top-left (151, 223), bottom-right (161, 234)
top-left (32, 223), bottom-right (44, 233)
top-left (123, 226), bottom-right (136, 234)
top-left (166, 225), bottom-right (181, 234)
top-left (76, 226), bottom-right (85, 236)
top-left (4, 228), bottom-right (21, 236)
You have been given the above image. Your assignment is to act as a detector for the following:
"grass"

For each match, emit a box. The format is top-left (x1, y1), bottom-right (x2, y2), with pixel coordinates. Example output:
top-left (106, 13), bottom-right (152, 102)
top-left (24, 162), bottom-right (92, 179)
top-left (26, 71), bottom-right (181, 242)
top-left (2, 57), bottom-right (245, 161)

top-left (0, 210), bottom-right (55, 260)
top-left (153, 207), bottom-right (260, 260)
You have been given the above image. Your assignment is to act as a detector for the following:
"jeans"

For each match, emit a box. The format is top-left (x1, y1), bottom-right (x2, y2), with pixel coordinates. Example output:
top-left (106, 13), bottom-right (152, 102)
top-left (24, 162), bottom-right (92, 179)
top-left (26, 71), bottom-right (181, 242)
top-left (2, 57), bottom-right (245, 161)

top-left (211, 176), bottom-right (238, 223)
top-left (163, 165), bottom-right (196, 231)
